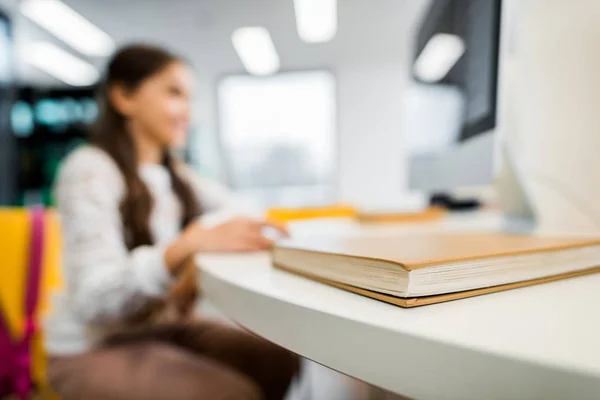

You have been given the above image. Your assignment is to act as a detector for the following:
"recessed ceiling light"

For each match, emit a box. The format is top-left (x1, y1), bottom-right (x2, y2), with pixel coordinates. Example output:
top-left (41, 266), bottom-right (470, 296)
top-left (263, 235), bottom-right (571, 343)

top-left (413, 33), bottom-right (465, 83)
top-left (293, 0), bottom-right (337, 43)
top-left (23, 41), bottom-right (100, 86)
top-left (231, 27), bottom-right (280, 76)
top-left (21, 0), bottom-right (115, 56)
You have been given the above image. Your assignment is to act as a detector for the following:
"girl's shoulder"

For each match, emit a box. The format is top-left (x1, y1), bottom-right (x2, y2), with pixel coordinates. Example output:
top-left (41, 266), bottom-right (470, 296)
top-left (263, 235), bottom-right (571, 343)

top-left (62, 145), bottom-right (114, 168)
top-left (56, 145), bottom-right (125, 193)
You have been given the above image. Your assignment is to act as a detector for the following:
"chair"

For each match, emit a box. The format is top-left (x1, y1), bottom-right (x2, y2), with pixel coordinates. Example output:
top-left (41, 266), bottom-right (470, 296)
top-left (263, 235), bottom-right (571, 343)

top-left (0, 208), bottom-right (63, 399)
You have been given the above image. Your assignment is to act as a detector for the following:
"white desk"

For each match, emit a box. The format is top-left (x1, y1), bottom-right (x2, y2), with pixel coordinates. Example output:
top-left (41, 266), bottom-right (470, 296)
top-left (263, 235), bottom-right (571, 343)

top-left (198, 213), bottom-right (600, 400)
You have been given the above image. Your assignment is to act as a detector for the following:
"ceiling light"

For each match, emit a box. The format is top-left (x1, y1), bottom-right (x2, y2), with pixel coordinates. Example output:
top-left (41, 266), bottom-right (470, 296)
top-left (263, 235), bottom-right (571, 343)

top-left (23, 42), bottom-right (100, 86)
top-left (232, 27), bottom-right (280, 76)
top-left (21, 0), bottom-right (114, 56)
top-left (413, 33), bottom-right (465, 83)
top-left (293, 0), bottom-right (337, 43)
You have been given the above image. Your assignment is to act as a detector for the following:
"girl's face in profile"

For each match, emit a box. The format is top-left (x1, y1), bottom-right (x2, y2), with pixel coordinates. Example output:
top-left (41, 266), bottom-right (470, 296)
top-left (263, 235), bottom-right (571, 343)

top-left (116, 61), bottom-right (194, 149)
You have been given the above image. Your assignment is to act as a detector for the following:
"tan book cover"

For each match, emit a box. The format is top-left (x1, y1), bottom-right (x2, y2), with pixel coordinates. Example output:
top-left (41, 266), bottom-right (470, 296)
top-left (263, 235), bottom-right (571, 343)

top-left (275, 233), bottom-right (600, 271)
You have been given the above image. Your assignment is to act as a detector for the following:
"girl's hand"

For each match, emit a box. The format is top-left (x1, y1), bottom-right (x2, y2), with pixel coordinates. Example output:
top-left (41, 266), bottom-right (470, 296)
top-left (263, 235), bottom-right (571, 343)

top-left (169, 257), bottom-right (199, 318)
top-left (165, 217), bottom-right (288, 276)
top-left (184, 217), bottom-right (288, 253)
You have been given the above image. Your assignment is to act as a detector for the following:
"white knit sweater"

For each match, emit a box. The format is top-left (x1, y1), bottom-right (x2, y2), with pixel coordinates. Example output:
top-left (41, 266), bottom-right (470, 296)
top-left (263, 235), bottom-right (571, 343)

top-left (44, 146), bottom-right (236, 355)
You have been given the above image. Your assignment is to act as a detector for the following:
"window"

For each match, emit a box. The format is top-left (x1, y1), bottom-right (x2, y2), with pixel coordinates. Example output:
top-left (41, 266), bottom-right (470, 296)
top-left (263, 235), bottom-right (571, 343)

top-left (218, 71), bottom-right (336, 209)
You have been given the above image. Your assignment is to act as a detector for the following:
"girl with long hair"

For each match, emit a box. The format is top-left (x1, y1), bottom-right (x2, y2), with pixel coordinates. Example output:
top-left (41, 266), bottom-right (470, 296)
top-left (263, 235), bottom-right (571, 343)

top-left (45, 44), bottom-right (298, 400)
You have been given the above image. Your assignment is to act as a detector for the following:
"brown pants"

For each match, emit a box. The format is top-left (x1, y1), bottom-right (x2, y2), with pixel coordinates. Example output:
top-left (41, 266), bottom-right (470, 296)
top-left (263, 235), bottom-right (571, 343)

top-left (48, 321), bottom-right (299, 400)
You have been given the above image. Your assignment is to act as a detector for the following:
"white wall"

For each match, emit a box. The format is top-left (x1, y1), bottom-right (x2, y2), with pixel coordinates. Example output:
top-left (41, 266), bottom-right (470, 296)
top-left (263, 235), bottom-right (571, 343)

top-left (189, 1), bottom-right (429, 209)
top-left (191, 59), bottom-right (414, 210)
top-left (337, 62), bottom-right (410, 209)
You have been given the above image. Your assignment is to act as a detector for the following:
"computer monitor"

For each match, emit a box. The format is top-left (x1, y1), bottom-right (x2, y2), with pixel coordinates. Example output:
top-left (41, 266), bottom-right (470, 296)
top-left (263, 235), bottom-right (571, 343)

top-left (407, 0), bottom-right (502, 192)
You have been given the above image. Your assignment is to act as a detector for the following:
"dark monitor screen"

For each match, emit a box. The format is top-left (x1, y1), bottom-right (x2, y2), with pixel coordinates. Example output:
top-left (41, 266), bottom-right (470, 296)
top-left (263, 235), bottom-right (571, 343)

top-left (0, 9), bottom-right (15, 205)
top-left (0, 12), bottom-right (10, 85)
top-left (414, 0), bottom-right (502, 142)
top-left (0, 9), bottom-right (12, 127)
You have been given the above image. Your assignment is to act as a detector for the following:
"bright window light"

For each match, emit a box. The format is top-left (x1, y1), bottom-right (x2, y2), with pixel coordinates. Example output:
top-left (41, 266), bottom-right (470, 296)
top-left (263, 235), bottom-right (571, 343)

top-left (21, 0), bottom-right (114, 56)
top-left (232, 27), bottom-right (280, 76)
top-left (293, 0), bottom-right (337, 43)
top-left (413, 33), bottom-right (465, 83)
top-left (217, 71), bottom-right (336, 208)
top-left (23, 42), bottom-right (100, 86)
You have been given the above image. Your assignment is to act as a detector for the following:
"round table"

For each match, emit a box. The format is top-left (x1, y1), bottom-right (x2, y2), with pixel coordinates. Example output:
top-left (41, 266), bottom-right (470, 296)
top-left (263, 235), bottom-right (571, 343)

top-left (199, 217), bottom-right (600, 400)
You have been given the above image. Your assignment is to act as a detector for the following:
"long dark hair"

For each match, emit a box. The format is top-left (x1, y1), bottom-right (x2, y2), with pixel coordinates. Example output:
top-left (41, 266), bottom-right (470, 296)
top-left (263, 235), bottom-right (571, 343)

top-left (93, 44), bottom-right (201, 250)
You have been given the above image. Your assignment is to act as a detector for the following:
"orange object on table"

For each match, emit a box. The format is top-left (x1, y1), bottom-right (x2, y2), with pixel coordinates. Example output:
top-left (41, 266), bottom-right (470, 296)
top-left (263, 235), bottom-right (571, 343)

top-left (266, 205), bottom-right (357, 224)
